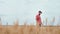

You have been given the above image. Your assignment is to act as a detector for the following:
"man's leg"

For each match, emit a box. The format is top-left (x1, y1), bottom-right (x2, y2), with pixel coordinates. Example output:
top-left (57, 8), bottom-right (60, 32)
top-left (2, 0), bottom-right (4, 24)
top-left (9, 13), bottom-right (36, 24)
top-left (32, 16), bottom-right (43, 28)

top-left (39, 24), bottom-right (41, 27)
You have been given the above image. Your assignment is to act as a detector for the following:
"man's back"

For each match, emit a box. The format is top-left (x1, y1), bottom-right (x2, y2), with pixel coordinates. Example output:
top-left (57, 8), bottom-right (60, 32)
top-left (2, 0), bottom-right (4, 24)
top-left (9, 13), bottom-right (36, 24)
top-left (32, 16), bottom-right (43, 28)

top-left (36, 14), bottom-right (42, 24)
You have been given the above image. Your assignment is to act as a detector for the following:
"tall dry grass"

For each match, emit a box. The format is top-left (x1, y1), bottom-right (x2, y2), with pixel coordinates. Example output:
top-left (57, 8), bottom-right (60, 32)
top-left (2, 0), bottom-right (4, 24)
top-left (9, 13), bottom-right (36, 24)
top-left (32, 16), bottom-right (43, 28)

top-left (0, 17), bottom-right (60, 34)
top-left (0, 23), bottom-right (60, 34)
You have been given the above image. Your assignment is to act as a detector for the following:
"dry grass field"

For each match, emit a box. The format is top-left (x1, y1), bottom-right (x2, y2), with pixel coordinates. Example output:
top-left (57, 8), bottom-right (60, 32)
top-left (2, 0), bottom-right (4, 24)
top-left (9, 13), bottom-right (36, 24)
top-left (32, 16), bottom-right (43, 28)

top-left (0, 24), bottom-right (60, 34)
top-left (0, 18), bottom-right (60, 34)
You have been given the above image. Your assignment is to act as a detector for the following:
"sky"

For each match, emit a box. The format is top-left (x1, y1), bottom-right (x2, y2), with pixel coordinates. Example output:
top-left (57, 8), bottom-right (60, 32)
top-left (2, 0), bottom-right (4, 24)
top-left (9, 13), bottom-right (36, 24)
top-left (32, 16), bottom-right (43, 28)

top-left (0, 0), bottom-right (60, 26)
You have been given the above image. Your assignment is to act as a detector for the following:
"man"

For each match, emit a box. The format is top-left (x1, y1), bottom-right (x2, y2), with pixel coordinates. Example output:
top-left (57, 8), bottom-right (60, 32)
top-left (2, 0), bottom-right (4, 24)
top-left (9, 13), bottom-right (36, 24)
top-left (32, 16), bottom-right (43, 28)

top-left (36, 11), bottom-right (42, 26)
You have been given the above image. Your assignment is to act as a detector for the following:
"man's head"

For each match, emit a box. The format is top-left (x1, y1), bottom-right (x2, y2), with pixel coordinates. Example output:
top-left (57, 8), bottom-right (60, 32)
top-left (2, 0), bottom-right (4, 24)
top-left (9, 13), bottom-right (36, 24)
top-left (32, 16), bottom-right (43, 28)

top-left (38, 11), bottom-right (42, 15)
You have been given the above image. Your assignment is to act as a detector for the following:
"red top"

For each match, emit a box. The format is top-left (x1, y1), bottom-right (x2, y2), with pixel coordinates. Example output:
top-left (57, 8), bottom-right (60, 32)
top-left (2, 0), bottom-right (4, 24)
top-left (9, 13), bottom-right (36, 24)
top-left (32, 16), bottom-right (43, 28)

top-left (36, 14), bottom-right (42, 24)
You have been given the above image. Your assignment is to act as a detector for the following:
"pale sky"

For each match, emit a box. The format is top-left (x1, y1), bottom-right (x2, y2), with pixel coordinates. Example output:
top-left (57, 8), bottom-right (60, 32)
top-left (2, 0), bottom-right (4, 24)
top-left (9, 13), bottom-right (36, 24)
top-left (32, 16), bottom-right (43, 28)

top-left (0, 0), bottom-right (60, 26)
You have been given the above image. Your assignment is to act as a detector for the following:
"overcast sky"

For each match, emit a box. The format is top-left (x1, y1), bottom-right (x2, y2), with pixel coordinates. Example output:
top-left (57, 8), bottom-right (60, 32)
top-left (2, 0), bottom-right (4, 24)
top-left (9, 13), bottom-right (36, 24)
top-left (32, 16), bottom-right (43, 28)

top-left (0, 0), bottom-right (60, 26)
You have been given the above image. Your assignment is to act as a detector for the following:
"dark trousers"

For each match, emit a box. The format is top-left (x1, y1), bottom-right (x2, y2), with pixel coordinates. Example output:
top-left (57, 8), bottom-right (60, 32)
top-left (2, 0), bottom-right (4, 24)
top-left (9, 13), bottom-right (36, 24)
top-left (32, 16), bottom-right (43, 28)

top-left (39, 24), bottom-right (41, 27)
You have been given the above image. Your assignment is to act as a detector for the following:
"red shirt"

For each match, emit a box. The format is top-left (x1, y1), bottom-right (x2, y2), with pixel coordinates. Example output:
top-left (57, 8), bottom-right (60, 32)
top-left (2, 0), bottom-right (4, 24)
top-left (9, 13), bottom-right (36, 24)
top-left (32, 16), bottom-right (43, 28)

top-left (36, 14), bottom-right (42, 24)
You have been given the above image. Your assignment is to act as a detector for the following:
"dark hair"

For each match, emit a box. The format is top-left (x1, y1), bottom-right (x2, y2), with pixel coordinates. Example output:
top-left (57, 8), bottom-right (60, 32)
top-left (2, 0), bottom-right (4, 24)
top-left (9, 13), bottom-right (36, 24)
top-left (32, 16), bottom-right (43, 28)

top-left (39, 11), bottom-right (42, 13)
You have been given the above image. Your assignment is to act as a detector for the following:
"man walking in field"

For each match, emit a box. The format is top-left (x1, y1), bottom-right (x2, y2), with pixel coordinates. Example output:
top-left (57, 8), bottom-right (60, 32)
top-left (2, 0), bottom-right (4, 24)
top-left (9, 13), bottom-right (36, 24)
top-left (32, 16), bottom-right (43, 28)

top-left (36, 11), bottom-right (42, 26)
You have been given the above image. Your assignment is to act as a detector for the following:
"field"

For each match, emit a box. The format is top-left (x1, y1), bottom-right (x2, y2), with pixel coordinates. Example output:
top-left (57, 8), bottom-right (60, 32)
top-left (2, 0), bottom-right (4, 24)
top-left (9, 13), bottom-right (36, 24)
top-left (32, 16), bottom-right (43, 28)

top-left (0, 24), bottom-right (60, 34)
top-left (0, 19), bottom-right (60, 34)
